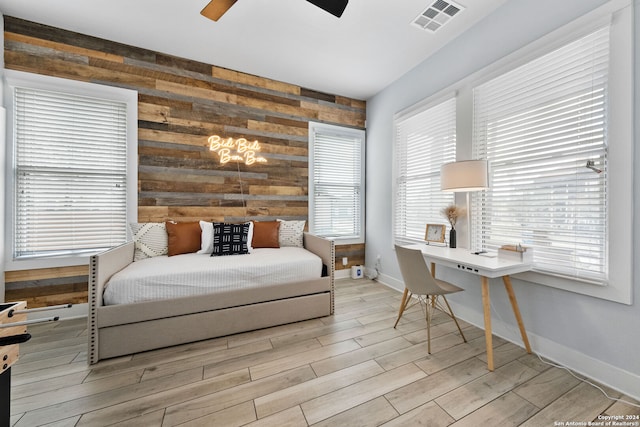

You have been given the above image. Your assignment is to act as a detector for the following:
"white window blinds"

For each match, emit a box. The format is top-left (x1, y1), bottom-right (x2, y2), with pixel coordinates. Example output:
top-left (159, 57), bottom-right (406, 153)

top-left (14, 87), bottom-right (129, 258)
top-left (394, 97), bottom-right (456, 244)
top-left (472, 26), bottom-right (610, 283)
top-left (309, 125), bottom-right (364, 242)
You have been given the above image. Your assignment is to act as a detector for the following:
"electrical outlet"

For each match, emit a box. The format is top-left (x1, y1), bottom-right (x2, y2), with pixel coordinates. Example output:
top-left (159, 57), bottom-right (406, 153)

top-left (342, 257), bottom-right (348, 266)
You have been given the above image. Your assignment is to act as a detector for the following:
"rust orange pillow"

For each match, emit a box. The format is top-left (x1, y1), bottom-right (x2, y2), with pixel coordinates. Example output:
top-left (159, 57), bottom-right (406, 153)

top-left (166, 221), bottom-right (202, 256)
top-left (252, 221), bottom-right (280, 248)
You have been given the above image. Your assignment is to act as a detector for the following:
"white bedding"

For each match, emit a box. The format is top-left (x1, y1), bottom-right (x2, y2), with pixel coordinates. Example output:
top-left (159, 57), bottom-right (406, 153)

top-left (103, 247), bottom-right (323, 305)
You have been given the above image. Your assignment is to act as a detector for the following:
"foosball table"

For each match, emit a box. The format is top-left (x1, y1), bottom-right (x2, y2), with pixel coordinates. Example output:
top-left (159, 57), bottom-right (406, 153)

top-left (0, 302), bottom-right (71, 426)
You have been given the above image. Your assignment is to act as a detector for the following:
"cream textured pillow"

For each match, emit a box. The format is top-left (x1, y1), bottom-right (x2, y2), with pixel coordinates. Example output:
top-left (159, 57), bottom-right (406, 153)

top-left (277, 219), bottom-right (305, 247)
top-left (130, 222), bottom-right (168, 261)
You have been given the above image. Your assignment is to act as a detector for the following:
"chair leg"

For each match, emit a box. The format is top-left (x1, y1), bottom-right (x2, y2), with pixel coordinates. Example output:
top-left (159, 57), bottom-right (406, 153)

top-left (441, 295), bottom-right (467, 343)
top-left (426, 295), bottom-right (434, 354)
top-left (394, 288), bottom-right (411, 328)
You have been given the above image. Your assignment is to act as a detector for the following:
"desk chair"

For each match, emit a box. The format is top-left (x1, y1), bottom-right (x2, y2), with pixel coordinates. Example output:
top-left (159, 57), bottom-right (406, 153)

top-left (394, 245), bottom-right (467, 353)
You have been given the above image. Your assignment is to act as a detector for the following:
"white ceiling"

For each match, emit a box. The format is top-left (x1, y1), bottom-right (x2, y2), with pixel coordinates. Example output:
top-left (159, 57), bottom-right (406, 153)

top-left (0, 0), bottom-right (508, 100)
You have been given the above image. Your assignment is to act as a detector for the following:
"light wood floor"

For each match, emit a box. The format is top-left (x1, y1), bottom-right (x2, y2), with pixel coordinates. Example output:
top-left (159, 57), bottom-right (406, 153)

top-left (9, 279), bottom-right (640, 426)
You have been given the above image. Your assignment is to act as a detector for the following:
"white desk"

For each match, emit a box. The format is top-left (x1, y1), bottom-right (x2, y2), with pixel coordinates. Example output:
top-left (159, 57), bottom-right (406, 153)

top-left (407, 244), bottom-right (532, 371)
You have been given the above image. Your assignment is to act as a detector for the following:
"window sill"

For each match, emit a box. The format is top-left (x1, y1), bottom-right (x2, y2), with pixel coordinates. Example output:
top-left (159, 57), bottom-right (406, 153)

top-left (513, 270), bottom-right (632, 305)
top-left (4, 255), bottom-right (90, 272)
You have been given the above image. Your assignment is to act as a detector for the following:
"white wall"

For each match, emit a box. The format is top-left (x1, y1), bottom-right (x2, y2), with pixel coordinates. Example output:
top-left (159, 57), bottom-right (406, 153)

top-left (365, 0), bottom-right (640, 399)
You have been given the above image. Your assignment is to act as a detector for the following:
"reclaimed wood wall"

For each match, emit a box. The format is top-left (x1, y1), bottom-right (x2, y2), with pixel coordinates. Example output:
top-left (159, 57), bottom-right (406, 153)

top-left (3, 17), bottom-right (366, 307)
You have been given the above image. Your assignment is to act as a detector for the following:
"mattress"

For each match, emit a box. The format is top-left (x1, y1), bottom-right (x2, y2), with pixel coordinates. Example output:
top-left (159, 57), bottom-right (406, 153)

top-left (103, 247), bottom-right (323, 305)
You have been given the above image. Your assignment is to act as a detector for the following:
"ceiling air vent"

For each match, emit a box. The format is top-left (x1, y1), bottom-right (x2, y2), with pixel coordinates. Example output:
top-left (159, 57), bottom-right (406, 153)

top-left (412, 0), bottom-right (464, 32)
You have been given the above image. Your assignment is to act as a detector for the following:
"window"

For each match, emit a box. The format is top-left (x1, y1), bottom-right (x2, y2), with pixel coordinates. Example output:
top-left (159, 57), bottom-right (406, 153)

top-left (472, 27), bottom-right (610, 283)
top-left (5, 70), bottom-right (137, 266)
top-left (390, 2), bottom-right (632, 303)
top-left (393, 96), bottom-right (456, 244)
top-left (309, 122), bottom-right (365, 244)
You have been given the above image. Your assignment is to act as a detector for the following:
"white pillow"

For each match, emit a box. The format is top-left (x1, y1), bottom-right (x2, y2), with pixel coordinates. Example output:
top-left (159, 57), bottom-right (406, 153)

top-left (197, 220), bottom-right (214, 254)
top-left (198, 221), bottom-right (254, 254)
top-left (277, 219), bottom-right (305, 247)
top-left (130, 222), bottom-right (168, 261)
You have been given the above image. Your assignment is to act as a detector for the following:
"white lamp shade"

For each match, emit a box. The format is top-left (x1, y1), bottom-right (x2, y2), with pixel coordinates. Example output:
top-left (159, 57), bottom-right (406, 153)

top-left (441, 160), bottom-right (489, 192)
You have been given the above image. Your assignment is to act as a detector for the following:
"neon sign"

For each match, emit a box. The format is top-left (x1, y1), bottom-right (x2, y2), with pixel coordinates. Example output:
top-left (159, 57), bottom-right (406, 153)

top-left (208, 135), bottom-right (268, 165)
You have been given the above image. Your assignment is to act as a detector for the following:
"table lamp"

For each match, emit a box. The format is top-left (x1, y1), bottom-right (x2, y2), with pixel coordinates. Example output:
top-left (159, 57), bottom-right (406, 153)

top-left (441, 160), bottom-right (489, 250)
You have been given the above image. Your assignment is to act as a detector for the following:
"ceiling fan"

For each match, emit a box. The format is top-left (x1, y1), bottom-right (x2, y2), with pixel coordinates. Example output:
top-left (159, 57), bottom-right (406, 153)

top-left (201, 0), bottom-right (349, 21)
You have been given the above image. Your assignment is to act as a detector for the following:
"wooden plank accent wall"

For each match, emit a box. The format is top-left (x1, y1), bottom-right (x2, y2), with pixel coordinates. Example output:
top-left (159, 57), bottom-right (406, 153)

top-left (3, 17), bottom-right (366, 307)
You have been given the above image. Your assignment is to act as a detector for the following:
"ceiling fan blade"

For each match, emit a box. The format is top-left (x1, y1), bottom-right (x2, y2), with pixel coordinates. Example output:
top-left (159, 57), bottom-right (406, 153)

top-left (200, 0), bottom-right (238, 21)
top-left (306, 0), bottom-right (349, 18)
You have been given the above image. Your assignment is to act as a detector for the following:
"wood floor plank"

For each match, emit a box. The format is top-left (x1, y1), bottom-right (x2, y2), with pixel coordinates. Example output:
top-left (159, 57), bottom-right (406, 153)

top-left (376, 330), bottom-right (479, 371)
top-left (519, 382), bottom-right (621, 427)
top-left (203, 338), bottom-right (322, 380)
top-left (435, 360), bottom-right (540, 420)
top-left (17, 342), bottom-right (86, 364)
top-left (255, 360), bottom-right (384, 419)
top-left (513, 366), bottom-right (582, 408)
top-left (385, 357), bottom-right (489, 414)
top-left (475, 341), bottom-right (529, 369)
top-left (11, 368), bottom-right (144, 414)
top-left (141, 339), bottom-right (275, 381)
top-left (450, 391), bottom-right (539, 427)
top-left (269, 319), bottom-right (362, 348)
top-left (604, 397), bottom-right (640, 417)
top-left (11, 360), bottom-right (89, 387)
top-left (39, 416), bottom-right (83, 427)
top-left (311, 396), bottom-right (398, 427)
top-left (76, 368), bottom-right (252, 426)
top-left (401, 319), bottom-right (471, 345)
top-left (353, 317), bottom-right (431, 348)
top-left (171, 401), bottom-right (256, 427)
top-left (300, 363), bottom-right (426, 425)
top-left (414, 333), bottom-right (503, 375)
top-left (162, 366), bottom-right (317, 426)
top-left (14, 367), bottom-right (206, 426)
top-left (10, 370), bottom-right (88, 400)
top-left (111, 409), bottom-right (165, 426)
top-left (310, 336), bottom-right (411, 377)
top-left (244, 406), bottom-right (307, 427)
top-left (10, 353), bottom-right (81, 375)
top-left (85, 338), bottom-right (241, 382)
top-left (380, 401), bottom-right (454, 427)
top-left (226, 318), bottom-right (326, 348)
top-left (249, 339), bottom-right (361, 380)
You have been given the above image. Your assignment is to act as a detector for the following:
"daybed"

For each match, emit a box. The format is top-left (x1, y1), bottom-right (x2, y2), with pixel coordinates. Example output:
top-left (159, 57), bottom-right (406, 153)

top-left (88, 231), bottom-right (334, 365)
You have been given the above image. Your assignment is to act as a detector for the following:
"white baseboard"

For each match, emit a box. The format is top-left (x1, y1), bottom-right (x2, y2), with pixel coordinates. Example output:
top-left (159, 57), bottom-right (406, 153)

top-left (376, 277), bottom-right (640, 402)
top-left (335, 269), bottom-right (351, 279)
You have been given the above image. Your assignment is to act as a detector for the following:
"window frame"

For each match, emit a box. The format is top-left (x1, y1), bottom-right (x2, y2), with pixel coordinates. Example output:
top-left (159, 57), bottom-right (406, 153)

top-left (4, 70), bottom-right (138, 271)
top-left (308, 122), bottom-right (365, 245)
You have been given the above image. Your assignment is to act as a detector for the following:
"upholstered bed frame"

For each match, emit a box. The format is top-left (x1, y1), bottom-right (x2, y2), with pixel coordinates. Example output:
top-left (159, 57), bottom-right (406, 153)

top-left (88, 233), bottom-right (334, 365)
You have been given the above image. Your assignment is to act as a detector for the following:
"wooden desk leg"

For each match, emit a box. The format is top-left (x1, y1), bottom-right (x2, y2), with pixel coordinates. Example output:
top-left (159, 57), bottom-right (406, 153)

top-left (481, 276), bottom-right (494, 372)
top-left (502, 275), bottom-right (532, 353)
top-left (430, 262), bottom-right (436, 278)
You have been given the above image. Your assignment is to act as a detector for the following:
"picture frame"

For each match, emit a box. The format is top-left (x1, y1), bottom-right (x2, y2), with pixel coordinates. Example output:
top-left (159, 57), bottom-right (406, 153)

top-left (425, 224), bottom-right (446, 244)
